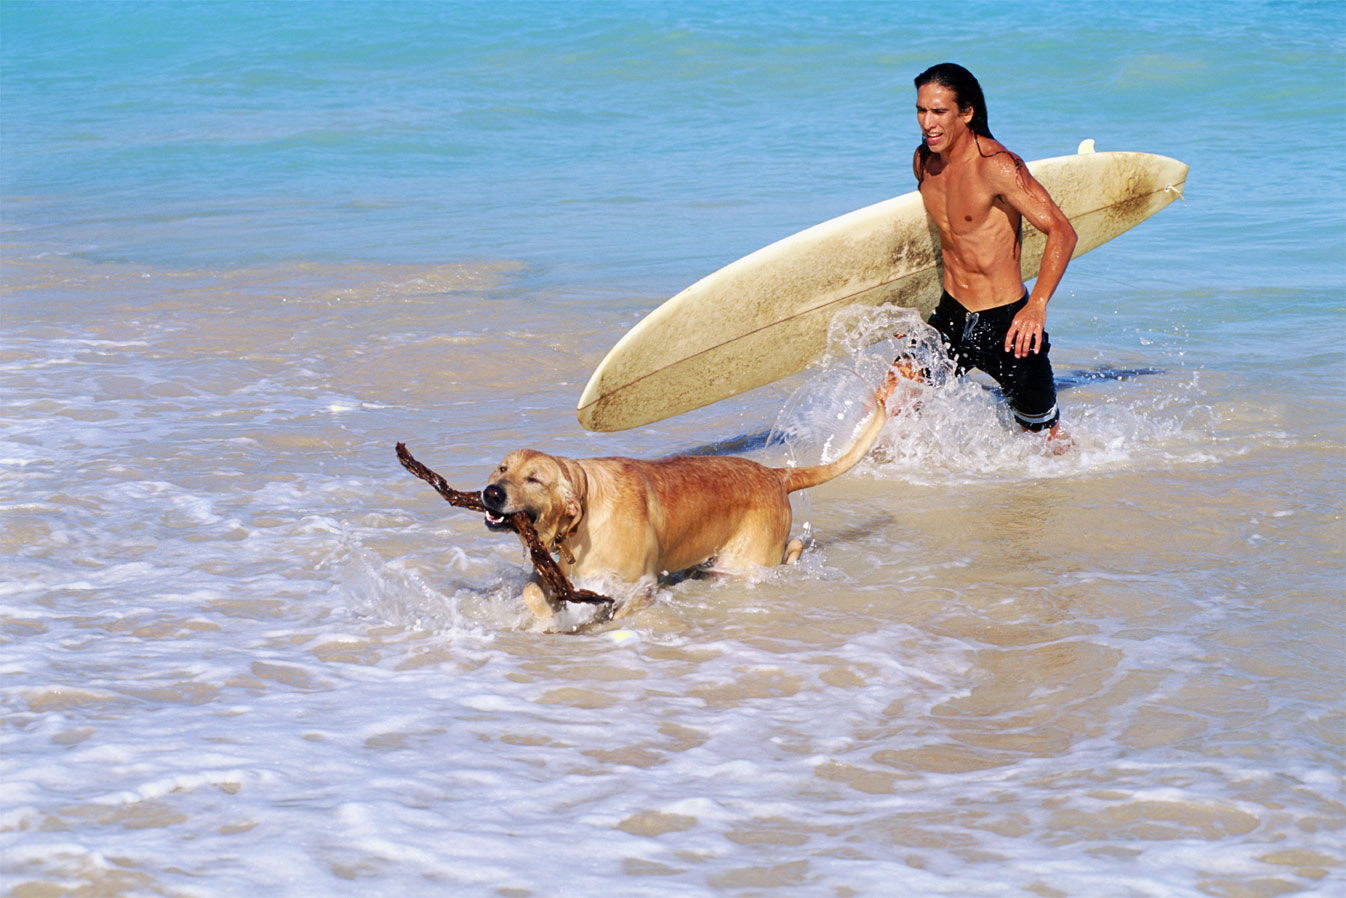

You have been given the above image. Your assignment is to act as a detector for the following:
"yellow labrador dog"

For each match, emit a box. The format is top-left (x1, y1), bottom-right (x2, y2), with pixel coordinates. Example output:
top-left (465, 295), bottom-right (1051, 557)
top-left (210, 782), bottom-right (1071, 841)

top-left (482, 399), bottom-right (885, 628)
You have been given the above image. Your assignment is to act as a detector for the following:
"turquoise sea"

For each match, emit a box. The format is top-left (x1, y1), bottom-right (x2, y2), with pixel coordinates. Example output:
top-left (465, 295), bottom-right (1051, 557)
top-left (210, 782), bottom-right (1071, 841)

top-left (3, 3), bottom-right (1343, 896)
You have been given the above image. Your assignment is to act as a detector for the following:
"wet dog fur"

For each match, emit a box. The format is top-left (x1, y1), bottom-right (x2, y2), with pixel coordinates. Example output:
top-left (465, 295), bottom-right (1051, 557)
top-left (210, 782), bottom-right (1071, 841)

top-left (481, 399), bottom-right (885, 629)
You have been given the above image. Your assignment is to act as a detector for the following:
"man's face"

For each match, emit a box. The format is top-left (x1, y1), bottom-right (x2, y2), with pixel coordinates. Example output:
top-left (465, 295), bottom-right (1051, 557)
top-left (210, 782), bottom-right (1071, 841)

top-left (916, 82), bottom-right (974, 154)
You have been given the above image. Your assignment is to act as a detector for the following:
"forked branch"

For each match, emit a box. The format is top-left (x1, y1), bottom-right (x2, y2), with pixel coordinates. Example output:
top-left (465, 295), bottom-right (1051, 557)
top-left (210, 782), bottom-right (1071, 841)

top-left (395, 443), bottom-right (614, 607)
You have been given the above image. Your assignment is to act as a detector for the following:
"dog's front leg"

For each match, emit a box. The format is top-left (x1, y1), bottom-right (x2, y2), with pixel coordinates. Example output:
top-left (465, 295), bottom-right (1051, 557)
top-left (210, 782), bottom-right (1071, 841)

top-left (522, 581), bottom-right (561, 631)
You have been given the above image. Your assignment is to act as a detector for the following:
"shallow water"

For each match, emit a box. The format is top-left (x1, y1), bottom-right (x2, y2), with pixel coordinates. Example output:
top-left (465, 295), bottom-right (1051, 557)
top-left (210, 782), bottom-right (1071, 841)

top-left (2, 3), bottom-right (1343, 897)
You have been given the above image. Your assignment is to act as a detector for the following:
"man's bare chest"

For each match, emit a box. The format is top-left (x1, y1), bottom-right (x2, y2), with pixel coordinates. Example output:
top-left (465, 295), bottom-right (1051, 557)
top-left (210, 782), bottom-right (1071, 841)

top-left (921, 171), bottom-right (1020, 244)
top-left (920, 175), bottom-right (999, 234)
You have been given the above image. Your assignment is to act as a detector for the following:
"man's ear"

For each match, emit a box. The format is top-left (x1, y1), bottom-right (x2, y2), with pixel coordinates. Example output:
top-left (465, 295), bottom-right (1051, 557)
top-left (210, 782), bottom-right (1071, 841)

top-left (960, 104), bottom-right (975, 127)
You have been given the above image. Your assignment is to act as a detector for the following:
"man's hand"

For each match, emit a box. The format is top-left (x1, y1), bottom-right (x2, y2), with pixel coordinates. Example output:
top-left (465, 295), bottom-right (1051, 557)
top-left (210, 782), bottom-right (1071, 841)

top-left (1005, 298), bottom-right (1048, 358)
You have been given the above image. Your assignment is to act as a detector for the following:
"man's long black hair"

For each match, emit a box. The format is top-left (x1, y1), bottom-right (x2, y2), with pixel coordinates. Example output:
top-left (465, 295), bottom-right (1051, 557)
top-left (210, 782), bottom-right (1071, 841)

top-left (914, 63), bottom-right (998, 178)
top-left (915, 62), bottom-right (993, 139)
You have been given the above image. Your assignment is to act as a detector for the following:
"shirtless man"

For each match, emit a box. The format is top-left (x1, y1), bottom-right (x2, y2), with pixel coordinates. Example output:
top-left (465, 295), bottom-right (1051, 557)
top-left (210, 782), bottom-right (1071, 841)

top-left (890, 63), bottom-right (1077, 447)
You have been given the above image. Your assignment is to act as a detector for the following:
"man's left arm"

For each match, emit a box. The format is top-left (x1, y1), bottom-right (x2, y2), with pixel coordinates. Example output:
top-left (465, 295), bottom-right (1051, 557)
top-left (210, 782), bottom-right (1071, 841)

top-left (994, 156), bottom-right (1078, 358)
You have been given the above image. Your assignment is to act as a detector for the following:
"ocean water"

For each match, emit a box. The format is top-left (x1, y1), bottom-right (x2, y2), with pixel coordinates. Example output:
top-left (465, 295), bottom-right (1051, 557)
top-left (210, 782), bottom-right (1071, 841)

top-left (2, 2), bottom-right (1343, 896)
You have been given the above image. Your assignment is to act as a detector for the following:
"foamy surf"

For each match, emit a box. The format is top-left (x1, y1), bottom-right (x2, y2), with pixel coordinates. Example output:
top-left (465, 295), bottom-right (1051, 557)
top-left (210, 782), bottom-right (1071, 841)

top-left (3, 3), bottom-right (1342, 895)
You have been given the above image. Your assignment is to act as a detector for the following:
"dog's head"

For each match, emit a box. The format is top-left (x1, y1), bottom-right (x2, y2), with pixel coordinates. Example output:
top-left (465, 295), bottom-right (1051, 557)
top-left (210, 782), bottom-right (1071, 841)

top-left (482, 449), bottom-right (587, 545)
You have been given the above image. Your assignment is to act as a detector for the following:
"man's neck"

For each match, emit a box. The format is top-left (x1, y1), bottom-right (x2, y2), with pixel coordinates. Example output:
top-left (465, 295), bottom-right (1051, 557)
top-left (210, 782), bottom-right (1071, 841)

top-left (939, 132), bottom-right (981, 168)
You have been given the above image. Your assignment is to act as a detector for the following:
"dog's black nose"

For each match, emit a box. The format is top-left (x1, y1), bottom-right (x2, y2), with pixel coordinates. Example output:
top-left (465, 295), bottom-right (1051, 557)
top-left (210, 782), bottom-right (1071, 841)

top-left (482, 483), bottom-right (505, 511)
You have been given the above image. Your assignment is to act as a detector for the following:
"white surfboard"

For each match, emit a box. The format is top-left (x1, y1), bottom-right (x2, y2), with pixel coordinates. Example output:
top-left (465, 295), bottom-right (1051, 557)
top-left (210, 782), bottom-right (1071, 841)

top-left (577, 144), bottom-right (1188, 432)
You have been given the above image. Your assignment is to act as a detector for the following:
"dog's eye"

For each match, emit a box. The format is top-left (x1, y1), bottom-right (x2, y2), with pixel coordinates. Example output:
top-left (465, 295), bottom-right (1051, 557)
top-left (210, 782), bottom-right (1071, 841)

top-left (525, 475), bottom-right (542, 485)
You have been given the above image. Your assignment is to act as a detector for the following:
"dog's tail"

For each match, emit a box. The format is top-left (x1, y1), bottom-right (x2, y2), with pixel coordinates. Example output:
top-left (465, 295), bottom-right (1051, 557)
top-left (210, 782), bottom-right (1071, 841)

top-left (779, 393), bottom-right (886, 493)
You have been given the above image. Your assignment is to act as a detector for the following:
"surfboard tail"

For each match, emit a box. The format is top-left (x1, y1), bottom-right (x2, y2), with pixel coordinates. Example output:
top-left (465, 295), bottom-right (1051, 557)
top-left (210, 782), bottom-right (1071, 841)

top-left (780, 396), bottom-right (886, 493)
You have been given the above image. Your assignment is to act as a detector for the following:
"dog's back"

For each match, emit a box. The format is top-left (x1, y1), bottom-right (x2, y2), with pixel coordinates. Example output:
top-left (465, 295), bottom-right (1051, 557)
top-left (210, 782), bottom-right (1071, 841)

top-left (581, 396), bottom-right (885, 574)
top-left (579, 454), bottom-right (790, 575)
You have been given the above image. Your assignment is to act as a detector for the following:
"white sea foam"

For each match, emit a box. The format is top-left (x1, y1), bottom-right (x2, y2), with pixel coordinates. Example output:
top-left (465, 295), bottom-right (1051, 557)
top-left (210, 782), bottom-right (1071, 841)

top-left (3, 5), bottom-right (1342, 894)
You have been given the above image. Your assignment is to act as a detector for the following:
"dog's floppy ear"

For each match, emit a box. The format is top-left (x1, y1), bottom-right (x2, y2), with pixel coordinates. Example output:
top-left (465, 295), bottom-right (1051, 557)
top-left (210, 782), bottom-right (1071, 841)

top-left (556, 457), bottom-right (588, 534)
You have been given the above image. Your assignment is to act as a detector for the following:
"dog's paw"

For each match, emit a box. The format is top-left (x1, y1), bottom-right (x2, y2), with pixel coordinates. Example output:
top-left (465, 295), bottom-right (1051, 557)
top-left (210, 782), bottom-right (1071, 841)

top-left (783, 538), bottom-right (804, 565)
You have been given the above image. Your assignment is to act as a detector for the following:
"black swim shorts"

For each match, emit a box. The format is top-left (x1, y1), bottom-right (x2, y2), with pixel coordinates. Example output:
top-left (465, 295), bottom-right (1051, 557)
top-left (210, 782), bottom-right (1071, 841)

top-left (926, 290), bottom-right (1060, 431)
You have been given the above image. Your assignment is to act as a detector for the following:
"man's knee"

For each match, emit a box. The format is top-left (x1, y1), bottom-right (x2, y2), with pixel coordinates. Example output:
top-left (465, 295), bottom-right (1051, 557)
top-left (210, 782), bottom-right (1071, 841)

top-left (1012, 404), bottom-right (1060, 432)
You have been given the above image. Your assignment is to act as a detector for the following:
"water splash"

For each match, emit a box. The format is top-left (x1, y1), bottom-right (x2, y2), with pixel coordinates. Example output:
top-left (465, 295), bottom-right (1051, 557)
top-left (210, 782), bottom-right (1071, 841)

top-left (772, 303), bottom-right (1219, 485)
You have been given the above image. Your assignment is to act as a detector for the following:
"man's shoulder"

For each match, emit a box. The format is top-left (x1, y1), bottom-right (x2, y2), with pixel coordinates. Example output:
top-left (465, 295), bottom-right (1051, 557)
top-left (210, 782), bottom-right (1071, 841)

top-left (972, 140), bottom-right (1029, 187)
top-left (971, 138), bottom-right (1020, 168)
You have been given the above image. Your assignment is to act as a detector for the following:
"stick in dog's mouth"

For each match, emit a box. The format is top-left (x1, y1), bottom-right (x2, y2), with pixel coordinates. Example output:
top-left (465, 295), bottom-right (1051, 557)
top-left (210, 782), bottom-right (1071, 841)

top-left (395, 442), bottom-right (615, 610)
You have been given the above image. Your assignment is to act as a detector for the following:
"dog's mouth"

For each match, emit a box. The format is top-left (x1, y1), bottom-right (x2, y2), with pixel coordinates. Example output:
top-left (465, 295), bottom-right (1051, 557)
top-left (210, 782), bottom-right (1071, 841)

top-left (483, 510), bottom-right (515, 531)
top-left (483, 483), bottom-right (538, 532)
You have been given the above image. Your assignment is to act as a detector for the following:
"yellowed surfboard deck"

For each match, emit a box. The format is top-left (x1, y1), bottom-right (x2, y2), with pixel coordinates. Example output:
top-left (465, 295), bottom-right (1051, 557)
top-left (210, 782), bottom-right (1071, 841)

top-left (577, 144), bottom-right (1188, 432)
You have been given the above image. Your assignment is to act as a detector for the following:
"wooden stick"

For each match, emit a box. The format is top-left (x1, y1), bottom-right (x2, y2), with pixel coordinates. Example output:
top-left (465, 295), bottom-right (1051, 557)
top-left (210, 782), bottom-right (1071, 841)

top-left (395, 443), bottom-right (614, 607)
